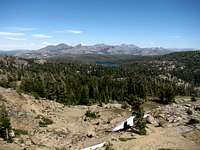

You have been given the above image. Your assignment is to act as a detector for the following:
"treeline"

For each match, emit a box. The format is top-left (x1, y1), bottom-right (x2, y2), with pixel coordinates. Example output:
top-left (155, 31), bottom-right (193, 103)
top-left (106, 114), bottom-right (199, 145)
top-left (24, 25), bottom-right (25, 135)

top-left (123, 51), bottom-right (200, 86)
top-left (0, 56), bottom-right (196, 105)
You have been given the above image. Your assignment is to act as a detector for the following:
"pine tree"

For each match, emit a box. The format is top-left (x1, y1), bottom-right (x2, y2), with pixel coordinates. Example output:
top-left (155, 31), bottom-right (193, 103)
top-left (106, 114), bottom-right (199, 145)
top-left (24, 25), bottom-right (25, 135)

top-left (0, 103), bottom-right (12, 141)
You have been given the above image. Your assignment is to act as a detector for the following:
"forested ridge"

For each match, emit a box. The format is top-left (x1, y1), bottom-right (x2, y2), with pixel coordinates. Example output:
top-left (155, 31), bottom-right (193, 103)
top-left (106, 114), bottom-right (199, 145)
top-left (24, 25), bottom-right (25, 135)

top-left (0, 51), bottom-right (199, 105)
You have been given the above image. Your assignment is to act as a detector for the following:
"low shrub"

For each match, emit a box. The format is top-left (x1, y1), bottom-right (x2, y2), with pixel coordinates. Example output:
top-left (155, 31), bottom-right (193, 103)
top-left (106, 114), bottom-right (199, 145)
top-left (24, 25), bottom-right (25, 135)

top-left (186, 118), bottom-right (199, 125)
top-left (13, 129), bottom-right (28, 136)
top-left (121, 102), bottom-right (129, 109)
top-left (158, 85), bottom-right (175, 104)
top-left (105, 142), bottom-right (114, 150)
top-left (186, 109), bottom-right (193, 115)
top-left (85, 110), bottom-right (98, 119)
top-left (133, 109), bottom-right (147, 135)
top-left (39, 116), bottom-right (53, 127)
top-left (191, 96), bottom-right (197, 102)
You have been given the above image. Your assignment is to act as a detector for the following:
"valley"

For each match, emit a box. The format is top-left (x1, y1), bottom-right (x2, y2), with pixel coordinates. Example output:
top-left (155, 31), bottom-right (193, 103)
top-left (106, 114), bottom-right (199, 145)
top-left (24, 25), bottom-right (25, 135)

top-left (0, 50), bottom-right (200, 149)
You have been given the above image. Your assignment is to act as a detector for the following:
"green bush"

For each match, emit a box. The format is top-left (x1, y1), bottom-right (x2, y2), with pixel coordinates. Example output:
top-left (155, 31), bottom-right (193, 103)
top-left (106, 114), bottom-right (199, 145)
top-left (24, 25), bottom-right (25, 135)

top-left (124, 94), bottom-right (145, 111)
top-left (39, 116), bottom-right (53, 127)
top-left (124, 95), bottom-right (147, 135)
top-left (133, 110), bottom-right (147, 135)
top-left (105, 142), bottom-right (114, 150)
top-left (32, 92), bottom-right (40, 99)
top-left (85, 110), bottom-right (97, 119)
top-left (13, 129), bottom-right (28, 136)
top-left (191, 96), bottom-right (197, 102)
top-left (158, 85), bottom-right (175, 104)
top-left (121, 102), bottom-right (129, 109)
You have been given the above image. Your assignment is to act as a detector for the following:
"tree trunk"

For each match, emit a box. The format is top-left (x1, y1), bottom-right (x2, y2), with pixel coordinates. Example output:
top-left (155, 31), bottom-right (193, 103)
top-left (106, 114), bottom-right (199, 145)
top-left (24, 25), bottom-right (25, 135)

top-left (5, 128), bottom-right (9, 140)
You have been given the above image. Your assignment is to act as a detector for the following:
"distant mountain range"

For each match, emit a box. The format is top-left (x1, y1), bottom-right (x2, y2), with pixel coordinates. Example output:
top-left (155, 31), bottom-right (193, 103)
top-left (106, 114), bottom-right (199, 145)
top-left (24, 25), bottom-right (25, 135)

top-left (0, 43), bottom-right (196, 58)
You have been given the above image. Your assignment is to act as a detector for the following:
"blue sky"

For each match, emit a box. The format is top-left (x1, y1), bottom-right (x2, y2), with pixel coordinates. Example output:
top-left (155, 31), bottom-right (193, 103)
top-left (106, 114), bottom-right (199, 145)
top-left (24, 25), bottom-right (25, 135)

top-left (0, 0), bottom-right (200, 50)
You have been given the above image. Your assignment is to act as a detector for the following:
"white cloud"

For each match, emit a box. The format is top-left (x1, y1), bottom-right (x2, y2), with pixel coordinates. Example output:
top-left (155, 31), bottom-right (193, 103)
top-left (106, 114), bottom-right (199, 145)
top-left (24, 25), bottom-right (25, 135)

top-left (66, 30), bottom-right (83, 34)
top-left (56, 29), bottom-right (83, 34)
top-left (0, 32), bottom-right (25, 36)
top-left (32, 34), bottom-right (52, 38)
top-left (4, 37), bottom-right (26, 41)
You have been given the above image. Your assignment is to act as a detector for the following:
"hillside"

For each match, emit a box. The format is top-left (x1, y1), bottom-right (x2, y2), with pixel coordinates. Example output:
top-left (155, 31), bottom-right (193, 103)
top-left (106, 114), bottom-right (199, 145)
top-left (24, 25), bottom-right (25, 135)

top-left (0, 87), bottom-right (200, 150)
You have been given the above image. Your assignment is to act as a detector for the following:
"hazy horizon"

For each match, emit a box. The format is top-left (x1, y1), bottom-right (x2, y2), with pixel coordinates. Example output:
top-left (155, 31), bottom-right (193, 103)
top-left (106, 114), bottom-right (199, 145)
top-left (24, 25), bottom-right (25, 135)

top-left (0, 43), bottom-right (198, 51)
top-left (0, 0), bottom-right (200, 50)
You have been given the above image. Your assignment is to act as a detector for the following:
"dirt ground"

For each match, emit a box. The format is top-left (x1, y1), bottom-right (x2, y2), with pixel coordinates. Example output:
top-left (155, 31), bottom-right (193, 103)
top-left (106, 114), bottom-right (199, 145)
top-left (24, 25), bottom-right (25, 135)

top-left (0, 87), bottom-right (200, 150)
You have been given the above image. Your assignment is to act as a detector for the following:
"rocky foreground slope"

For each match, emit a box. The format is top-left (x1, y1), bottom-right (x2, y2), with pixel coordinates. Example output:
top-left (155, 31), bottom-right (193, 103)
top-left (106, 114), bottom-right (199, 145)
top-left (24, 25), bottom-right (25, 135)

top-left (0, 87), bottom-right (200, 150)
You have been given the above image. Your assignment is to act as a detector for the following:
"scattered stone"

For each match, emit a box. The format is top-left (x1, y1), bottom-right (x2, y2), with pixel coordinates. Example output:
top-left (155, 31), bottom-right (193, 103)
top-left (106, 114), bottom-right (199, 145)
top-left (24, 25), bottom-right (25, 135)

top-left (117, 114), bottom-right (121, 117)
top-left (173, 116), bottom-right (182, 123)
top-left (111, 137), bottom-right (118, 141)
top-left (184, 104), bottom-right (191, 107)
top-left (30, 136), bottom-right (41, 145)
top-left (53, 128), bottom-right (68, 138)
top-left (9, 129), bottom-right (15, 138)
top-left (94, 121), bottom-right (100, 125)
top-left (107, 120), bottom-right (111, 124)
top-left (167, 116), bottom-right (175, 123)
top-left (146, 114), bottom-right (159, 127)
top-left (105, 103), bottom-right (122, 109)
top-left (177, 125), bottom-right (194, 134)
top-left (157, 117), bottom-right (169, 127)
top-left (158, 113), bottom-right (166, 119)
top-left (86, 131), bottom-right (95, 138)
top-left (118, 137), bottom-right (136, 142)
top-left (182, 130), bottom-right (200, 144)
top-left (25, 140), bottom-right (32, 146)
top-left (195, 124), bottom-right (200, 130)
top-left (186, 109), bottom-right (193, 115)
top-left (1, 86), bottom-right (200, 149)
top-left (194, 105), bottom-right (200, 111)
top-left (13, 138), bottom-right (21, 144)
top-left (131, 133), bottom-right (135, 137)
